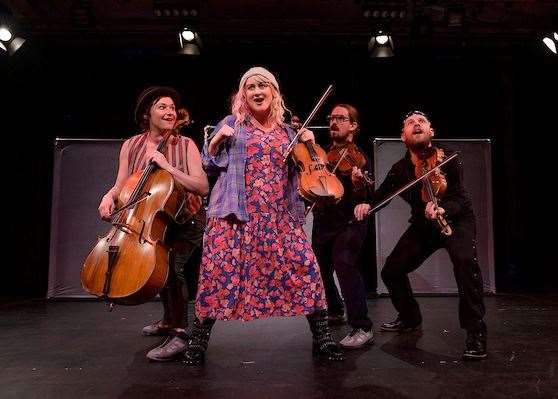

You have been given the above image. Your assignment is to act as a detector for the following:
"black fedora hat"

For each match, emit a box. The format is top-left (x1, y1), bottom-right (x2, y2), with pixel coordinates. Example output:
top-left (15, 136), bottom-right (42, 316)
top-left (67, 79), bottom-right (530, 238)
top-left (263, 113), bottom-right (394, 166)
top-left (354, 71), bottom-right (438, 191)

top-left (134, 86), bottom-right (181, 125)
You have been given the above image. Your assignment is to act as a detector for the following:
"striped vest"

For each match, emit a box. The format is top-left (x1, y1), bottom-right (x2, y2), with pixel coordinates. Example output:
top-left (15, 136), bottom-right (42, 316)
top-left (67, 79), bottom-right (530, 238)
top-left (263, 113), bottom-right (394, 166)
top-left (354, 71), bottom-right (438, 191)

top-left (125, 132), bottom-right (203, 219)
top-left (126, 132), bottom-right (190, 175)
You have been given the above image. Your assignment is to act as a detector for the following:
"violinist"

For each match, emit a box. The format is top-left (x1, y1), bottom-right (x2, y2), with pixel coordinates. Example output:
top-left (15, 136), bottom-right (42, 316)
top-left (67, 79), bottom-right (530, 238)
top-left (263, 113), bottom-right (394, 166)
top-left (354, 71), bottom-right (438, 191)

top-left (184, 67), bottom-right (344, 365)
top-left (354, 110), bottom-right (487, 360)
top-left (97, 86), bottom-right (209, 361)
top-left (312, 104), bottom-right (375, 349)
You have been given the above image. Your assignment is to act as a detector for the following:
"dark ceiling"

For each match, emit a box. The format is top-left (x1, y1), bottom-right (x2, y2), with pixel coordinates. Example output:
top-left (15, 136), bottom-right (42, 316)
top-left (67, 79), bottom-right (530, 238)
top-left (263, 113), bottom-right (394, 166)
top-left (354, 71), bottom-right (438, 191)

top-left (2, 0), bottom-right (557, 50)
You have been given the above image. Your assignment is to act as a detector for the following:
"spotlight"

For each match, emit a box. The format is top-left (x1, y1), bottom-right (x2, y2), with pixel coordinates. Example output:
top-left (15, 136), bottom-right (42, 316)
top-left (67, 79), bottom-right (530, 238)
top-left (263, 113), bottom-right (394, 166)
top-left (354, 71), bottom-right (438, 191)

top-left (376, 34), bottom-right (389, 45)
top-left (542, 34), bottom-right (557, 55)
top-left (0, 25), bottom-right (26, 55)
top-left (369, 31), bottom-right (394, 58)
top-left (0, 26), bottom-right (12, 42)
top-left (181, 28), bottom-right (195, 42)
top-left (554, 32), bottom-right (558, 41)
top-left (178, 28), bottom-right (201, 55)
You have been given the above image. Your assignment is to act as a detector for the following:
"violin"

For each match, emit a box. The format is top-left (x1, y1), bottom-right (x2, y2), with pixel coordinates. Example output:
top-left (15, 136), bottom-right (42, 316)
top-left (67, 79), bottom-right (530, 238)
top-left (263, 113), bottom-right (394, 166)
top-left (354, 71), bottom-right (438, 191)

top-left (284, 85), bottom-right (344, 206)
top-left (356, 152), bottom-right (459, 223)
top-left (414, 147), bottom-right (452, 236)
top-left (327, 143), bottom-right (374, 186)
top-left (292, 140), bottom-right (344, 205)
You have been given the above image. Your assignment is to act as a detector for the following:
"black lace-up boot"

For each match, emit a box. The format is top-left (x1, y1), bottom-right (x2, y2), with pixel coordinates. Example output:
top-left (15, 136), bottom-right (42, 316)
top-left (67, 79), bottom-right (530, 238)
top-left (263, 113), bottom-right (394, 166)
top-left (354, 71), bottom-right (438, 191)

top-left (307, 312), bottom-right (345, 361)
top-left (183, 318), bottom-right (215, 366)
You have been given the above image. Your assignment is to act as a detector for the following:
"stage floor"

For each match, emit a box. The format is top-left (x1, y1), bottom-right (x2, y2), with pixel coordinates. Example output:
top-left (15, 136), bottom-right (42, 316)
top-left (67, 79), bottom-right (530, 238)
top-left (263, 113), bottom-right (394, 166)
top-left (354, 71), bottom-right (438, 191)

top-left (1, 295), bottom-right (557, 399)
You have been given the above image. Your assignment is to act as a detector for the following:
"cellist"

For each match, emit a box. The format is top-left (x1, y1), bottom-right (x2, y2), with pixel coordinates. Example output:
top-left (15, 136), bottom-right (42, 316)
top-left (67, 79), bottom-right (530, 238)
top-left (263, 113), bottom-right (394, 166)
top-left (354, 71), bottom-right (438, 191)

top-left (97, 86), bottom-right (209, 361)
top-left (354, 110), bottom-right (487, 360)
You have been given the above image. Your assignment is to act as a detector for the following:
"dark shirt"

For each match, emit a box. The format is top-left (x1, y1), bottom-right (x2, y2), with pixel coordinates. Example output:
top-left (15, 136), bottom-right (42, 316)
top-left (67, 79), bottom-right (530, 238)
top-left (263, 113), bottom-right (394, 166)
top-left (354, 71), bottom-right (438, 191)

top-left (372, 146), bottom-right (475, 226)
top-left (313, 143), bottom-right (373, 239)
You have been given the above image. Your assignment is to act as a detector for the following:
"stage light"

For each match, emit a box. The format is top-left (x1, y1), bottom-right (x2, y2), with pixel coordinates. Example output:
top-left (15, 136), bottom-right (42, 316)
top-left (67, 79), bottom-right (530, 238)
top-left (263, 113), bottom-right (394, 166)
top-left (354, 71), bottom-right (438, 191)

top-left (181, 28), bottom-right (195, 42)
top-left (0, 26), bottom-right (12, 42)
top-left (369, 31), bottom-right (394, 58)
top-left (376, 34), bottom-right (389, 45)
top-left (178, 28), bottom-right (201, 55)
top-left (0, 25), bottom-right (26, 55)
top-left (543, 36), bottom-right (557, 54)
top-left (362, 6), bottom-right (406, 20)
top-left (554, 32), bottom-right (558, 41)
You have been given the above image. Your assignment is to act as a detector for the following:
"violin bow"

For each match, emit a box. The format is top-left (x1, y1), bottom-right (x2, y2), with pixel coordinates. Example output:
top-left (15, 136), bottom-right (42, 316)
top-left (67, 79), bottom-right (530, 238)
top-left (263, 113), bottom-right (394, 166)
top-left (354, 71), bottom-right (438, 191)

top-left (283, 84), bottom-right (334, 162)
top-left (364, 152), bottom-right (459, 217)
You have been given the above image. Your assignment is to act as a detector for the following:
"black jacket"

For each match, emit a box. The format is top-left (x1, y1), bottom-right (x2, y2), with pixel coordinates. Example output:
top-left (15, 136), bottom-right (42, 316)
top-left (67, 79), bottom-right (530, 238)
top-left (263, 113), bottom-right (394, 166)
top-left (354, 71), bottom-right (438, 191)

top-left (372, 146), bottom-right (475, 226)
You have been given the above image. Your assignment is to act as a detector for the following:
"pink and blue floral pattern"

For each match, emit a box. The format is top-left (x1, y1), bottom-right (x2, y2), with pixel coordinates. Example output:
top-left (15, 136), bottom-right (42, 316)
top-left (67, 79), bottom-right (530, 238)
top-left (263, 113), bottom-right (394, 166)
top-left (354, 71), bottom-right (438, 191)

top-left (196, 124), bottom-right (326, 321)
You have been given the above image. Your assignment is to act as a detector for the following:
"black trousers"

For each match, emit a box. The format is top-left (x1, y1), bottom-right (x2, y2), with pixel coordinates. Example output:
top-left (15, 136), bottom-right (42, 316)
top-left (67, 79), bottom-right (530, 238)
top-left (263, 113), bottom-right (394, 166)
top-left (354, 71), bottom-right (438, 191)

top-left (381, 219), bottom-right (486, 333)
top-left (161, 213), bottom-right (205, 327)
top-left (313, 222), bottom-right (372, 330)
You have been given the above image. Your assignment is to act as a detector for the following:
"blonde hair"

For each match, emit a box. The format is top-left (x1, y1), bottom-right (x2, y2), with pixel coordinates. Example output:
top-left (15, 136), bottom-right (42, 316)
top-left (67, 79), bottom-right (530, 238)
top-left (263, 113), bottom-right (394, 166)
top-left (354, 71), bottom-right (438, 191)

top-left (231, 74), bottom-right (290, 127)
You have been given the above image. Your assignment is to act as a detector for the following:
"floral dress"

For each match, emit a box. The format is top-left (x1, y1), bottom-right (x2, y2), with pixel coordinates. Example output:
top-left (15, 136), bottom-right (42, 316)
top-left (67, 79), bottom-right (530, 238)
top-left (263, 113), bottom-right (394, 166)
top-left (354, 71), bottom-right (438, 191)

top-left (196, 122), bottom-right (326, 321)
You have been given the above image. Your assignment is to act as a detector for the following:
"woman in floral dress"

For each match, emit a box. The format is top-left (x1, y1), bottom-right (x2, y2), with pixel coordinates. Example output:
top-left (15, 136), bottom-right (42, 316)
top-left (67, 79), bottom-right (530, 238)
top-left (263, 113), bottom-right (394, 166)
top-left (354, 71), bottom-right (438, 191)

top-left (184, 67), bottom-right (344, 364)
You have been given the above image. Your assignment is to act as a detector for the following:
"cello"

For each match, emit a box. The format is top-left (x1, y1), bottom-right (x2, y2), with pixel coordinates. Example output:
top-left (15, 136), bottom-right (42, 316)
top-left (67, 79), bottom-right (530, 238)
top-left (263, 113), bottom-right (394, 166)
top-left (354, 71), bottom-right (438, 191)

top-left (81, 130), bottom-right (189, 306)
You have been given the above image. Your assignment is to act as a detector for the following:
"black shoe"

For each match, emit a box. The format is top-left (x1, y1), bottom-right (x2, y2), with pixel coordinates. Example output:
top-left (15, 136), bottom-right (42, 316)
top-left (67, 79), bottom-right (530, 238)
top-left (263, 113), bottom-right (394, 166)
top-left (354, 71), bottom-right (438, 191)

top-left (182, 318), bottom-right (214, 366)
top-left (308, 313), bottom-right (345, 361)
top-left (462, 330), bottom-right (487, 360)
top-left (380, 317), bottom-right (421, 332)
